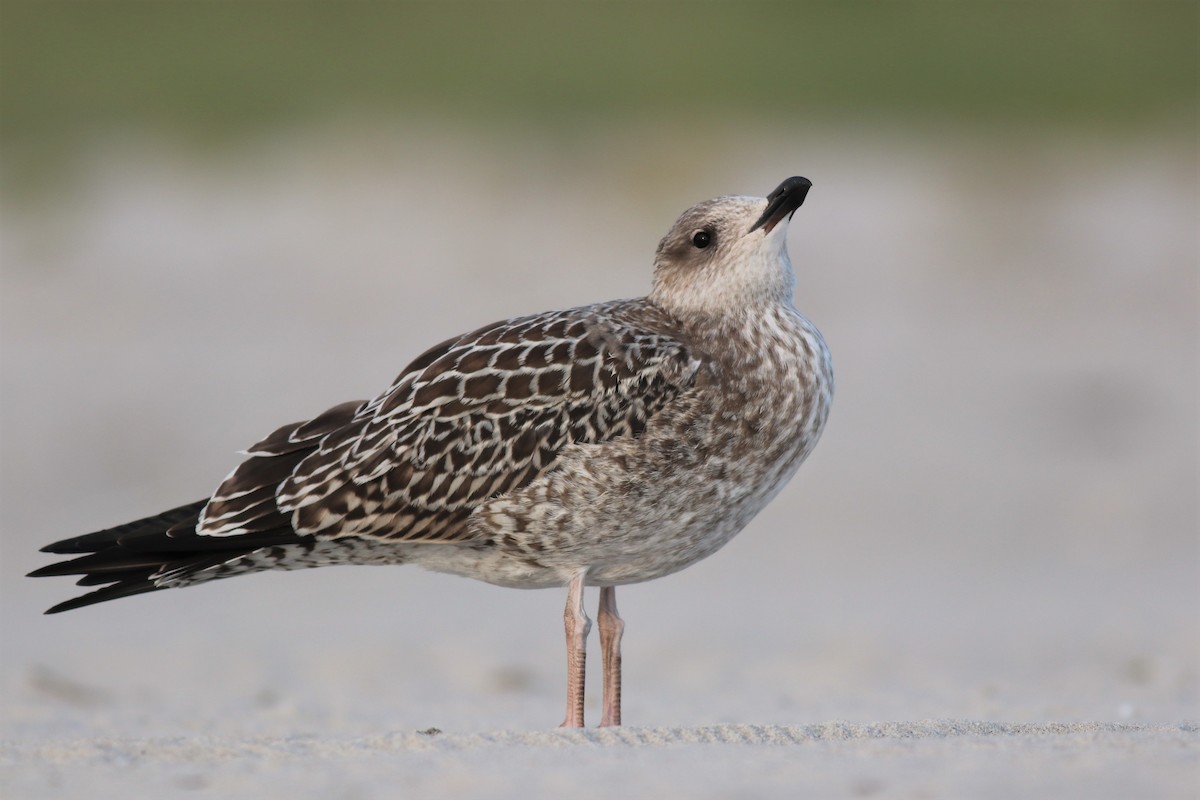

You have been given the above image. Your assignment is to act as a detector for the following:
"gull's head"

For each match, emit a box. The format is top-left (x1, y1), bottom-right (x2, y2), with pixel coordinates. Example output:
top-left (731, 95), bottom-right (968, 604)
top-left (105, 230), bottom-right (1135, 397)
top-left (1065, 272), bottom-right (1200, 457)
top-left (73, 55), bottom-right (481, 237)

top-left (649, 176), bottom-right (812, 316)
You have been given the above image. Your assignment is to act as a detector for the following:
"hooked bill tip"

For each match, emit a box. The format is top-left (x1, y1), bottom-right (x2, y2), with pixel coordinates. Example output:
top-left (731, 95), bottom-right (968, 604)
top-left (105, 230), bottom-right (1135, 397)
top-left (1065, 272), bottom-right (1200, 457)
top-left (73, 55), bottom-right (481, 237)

top-left (749, 176), bottom-right (812, 234)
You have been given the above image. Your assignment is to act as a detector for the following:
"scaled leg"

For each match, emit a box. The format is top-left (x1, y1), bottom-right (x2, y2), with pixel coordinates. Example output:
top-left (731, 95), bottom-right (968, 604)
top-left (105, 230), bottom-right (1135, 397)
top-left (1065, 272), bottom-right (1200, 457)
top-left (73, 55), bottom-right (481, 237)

top-left (559, 572), bottom-right (590, 728)
top-left (598, 585), bottom-right (624, 727)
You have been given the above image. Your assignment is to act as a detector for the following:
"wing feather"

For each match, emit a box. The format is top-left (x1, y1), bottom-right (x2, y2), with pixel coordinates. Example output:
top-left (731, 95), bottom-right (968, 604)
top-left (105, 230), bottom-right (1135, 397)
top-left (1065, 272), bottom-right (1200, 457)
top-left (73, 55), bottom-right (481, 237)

top-left (196, 300), bottom-right (698, 544)
top-left (270, 300), bottom-right (698, 542)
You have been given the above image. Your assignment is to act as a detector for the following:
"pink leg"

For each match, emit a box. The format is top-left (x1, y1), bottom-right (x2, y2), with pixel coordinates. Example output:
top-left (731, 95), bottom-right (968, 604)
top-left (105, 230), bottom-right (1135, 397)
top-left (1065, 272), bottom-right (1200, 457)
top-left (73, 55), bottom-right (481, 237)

top-left (598, 585), bottom-right (624, 727)
top-left (559, 572), bottom-right (590, 728)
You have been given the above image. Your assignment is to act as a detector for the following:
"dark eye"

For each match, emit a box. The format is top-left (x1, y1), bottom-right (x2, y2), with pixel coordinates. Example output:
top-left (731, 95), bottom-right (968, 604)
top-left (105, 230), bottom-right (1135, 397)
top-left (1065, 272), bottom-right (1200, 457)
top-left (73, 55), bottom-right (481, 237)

top-left (691, 230), bottom-right (712, 249)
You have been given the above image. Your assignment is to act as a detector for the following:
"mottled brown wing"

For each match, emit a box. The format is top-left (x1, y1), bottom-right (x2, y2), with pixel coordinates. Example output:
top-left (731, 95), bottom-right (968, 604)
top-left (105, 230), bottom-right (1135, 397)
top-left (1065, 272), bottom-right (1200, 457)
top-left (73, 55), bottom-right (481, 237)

top-left (197, 400), bottom-right (365, 536)
top-left (258, 300), bottom-right (700, 542)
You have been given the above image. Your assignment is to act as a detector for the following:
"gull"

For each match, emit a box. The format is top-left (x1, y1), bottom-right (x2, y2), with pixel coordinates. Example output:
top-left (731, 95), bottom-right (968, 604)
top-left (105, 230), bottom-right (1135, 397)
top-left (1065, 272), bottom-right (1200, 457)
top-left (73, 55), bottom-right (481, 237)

top-left (30, 176), bottom-right (833, 727)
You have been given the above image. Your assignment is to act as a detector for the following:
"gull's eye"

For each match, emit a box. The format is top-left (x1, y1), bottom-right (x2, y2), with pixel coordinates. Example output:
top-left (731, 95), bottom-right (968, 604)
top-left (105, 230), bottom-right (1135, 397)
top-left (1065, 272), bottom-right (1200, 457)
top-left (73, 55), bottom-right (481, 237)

top-left (691, 230), bottom-right (712, 249)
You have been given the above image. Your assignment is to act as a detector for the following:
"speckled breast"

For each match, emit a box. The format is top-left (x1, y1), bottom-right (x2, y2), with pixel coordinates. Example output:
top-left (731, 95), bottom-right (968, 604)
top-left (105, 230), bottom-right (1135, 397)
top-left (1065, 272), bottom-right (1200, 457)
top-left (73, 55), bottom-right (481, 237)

top-left (459, 306), bottom-right (833, 589)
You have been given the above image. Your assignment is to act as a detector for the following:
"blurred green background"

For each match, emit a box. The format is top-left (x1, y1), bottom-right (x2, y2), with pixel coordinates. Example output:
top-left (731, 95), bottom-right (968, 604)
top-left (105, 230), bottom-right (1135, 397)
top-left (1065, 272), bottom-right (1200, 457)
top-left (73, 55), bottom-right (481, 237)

top-left (2, 0), bottom-right (1195, 190)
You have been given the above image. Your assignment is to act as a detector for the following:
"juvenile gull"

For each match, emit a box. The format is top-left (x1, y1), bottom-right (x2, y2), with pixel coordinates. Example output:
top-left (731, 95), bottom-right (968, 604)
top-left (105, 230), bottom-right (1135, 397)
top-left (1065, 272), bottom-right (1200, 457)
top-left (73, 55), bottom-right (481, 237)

top-left (31, 176), bottom-right (833, 728)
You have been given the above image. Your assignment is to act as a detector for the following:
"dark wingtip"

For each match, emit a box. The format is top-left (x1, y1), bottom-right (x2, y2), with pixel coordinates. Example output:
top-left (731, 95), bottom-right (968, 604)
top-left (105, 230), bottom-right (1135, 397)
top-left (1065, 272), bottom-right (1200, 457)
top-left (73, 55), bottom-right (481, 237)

top-left (42, 580), bottom-right (161, 614)
top-left (36, 499), bottom-right (210, 555)
top-left (44, 595), bottom-right (87, 614)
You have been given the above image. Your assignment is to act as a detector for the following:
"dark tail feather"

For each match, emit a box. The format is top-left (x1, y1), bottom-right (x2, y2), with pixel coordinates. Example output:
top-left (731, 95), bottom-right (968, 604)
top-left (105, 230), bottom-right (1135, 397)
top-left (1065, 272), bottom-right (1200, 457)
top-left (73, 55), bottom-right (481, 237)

top-left (40, 500), bottom-right (210, 554)
top-left (31, 500), bottom-right (305, 614)
top-left (29, 551), bottom-right (176, 578)
top-left (44, 579), bottom-right (162, 614)
top-left (75, 569), bottom-right (155, 587)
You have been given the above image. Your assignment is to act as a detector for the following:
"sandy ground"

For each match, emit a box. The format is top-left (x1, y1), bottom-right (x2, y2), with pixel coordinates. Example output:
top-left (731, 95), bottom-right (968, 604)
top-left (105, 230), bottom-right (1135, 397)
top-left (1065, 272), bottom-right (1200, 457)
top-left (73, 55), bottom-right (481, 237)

top-left (1, 127), bottom-right (1197, 797)
top-left (2, 722), bottom-right (1194, 799)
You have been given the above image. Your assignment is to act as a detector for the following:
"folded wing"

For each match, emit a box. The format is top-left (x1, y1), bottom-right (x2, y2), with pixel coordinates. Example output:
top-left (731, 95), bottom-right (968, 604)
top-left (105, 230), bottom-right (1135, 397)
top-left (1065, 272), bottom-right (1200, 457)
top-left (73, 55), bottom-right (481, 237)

top-left (203, 299), bottom-right (700, 545)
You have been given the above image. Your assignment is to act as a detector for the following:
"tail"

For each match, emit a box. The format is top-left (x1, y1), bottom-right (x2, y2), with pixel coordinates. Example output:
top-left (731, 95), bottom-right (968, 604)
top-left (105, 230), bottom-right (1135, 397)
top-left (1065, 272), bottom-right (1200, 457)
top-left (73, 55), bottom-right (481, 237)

top-left (29, 500), bottom-right (304, 614)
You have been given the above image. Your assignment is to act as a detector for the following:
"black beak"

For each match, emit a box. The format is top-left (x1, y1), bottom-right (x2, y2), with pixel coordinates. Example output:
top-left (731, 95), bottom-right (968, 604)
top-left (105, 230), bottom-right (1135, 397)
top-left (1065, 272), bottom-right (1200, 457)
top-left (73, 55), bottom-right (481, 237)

top-left (749, 176), bottom-right (812, 234)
